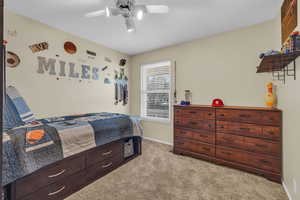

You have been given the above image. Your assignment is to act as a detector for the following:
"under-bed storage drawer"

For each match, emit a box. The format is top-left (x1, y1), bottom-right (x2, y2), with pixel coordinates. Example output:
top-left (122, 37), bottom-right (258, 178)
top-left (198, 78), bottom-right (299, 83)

top-left (86, 141), bottom-right (123, 167)
top-left (15, 154), bottom-right (85, 200)
top-left (21, 171), bottom-right (86, 200)
top-left (87, 154), bottom-right (123, 182)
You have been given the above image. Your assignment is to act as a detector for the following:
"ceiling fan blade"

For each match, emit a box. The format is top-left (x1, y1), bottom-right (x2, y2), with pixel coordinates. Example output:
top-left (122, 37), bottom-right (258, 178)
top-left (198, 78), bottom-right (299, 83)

top-left (85, 9), bottom-right (106, 18)
top-left (146, 5), bottom-right (169, 14)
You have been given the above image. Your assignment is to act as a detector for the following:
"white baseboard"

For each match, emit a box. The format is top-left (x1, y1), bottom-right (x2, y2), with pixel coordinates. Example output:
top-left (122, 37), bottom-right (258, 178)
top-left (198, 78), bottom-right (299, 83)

top-left (282, 180), bottom-right (293, 200)
top-left (143, 136), bottom-right (173, 146)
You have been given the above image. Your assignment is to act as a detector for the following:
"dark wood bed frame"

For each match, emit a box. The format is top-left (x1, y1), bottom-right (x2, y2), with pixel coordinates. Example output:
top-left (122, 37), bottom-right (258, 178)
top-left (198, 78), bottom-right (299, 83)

top-left (4, 136), bottom-right (141, 200)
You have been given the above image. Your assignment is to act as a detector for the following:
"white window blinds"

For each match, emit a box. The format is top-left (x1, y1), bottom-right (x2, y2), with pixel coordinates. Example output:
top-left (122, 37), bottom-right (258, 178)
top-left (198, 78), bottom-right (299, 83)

top-left (141, 61), bottom-right (172, 121)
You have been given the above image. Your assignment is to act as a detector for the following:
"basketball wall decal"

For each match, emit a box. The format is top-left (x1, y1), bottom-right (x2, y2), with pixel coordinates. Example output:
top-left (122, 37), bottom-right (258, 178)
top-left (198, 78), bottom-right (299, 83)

top-left (64, 41), bottom-right (77, 54)
top-left (7, 51), bottom-right (21, 68)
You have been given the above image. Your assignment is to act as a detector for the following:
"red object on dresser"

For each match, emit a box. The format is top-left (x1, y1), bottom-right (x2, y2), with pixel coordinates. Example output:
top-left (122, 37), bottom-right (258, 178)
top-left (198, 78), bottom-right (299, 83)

top-left (212, 99), bottom-right (224, 107)
top-left (174, 105), bottom-right (282, 183)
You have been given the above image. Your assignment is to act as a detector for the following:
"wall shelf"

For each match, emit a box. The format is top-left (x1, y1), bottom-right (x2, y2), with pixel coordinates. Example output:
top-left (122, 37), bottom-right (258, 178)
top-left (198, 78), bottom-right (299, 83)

top-left (256, 51), bottom-right (299, 83)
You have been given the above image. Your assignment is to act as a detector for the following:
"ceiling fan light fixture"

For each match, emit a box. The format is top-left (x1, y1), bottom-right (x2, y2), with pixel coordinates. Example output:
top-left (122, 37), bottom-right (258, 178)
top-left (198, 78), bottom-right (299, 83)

top-left (105, 7), bottom-right (111, 17)
top-left (125, 18), bottom-right (135, 33)
top-left (136, 10), bottom-right (144, 20)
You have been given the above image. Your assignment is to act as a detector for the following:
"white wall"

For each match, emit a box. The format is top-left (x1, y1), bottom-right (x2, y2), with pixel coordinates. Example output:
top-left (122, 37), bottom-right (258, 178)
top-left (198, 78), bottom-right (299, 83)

top-left (130, 19), bottom-right (278, 144)
top-left (274, 4), bottom-right (300, 199)
top-left (5, 11), bottom-right (130, 119)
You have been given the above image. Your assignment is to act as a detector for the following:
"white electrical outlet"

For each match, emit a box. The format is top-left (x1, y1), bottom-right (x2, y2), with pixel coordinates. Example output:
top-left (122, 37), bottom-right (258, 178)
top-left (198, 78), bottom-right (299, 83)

top-left (293, 178), bottom-right (297, 194)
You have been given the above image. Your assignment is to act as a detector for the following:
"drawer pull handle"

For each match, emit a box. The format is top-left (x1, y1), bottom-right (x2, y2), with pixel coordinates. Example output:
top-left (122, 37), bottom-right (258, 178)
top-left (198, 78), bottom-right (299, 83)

top-left (256, 144), bottom-right (267, 148)
top-left (102, 150), bottom-right (113, 156)
top-left (48, 186), bottom-right (66, 196)
top-left (240, 114), bottom-right (250, 118)
top-left (220, 114), bottom-right (225, 117)
top-left (48, 169), bottom-right (66, 178)
top-left (189, 122), bottom-right (198, 125)
top-left (208, 113), bottom-right (212, 116)
top-left (199, 135), bottom-right (208, 138)
top-left (202, 147), bottom-right (210, 151)
top-left (240, 128), bottom-right (250, 131)
top-left (260, 159), bottom-right (271, 165)
top-left (268, 131), bottom-right (275, 135)
top-left (102, 162), bottom-right (113, 169)
top-left (175, 142), bottom-right (184, 145)
top-left (220, 125), bottom-right (224, 129)
top-left (180, 131), bottom-right (187, 134)
top-left (189, 111), bottom-right (197, 114)
top-left (221, 151), bottom-right (232, 155)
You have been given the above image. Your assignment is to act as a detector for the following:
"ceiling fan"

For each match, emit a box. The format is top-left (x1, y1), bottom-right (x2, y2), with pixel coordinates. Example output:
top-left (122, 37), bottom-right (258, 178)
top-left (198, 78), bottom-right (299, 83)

top-left (85, 0), bottom-right (169, 32)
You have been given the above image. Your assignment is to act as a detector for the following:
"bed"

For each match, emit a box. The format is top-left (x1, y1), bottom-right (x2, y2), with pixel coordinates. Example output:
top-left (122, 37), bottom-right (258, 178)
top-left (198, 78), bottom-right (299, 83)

top-left (2, 86), bottom-right (143, 200)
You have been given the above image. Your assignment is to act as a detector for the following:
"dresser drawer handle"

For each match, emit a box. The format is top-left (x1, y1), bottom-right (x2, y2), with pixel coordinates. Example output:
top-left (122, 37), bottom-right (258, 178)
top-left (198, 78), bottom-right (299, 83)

top-left (199, 135), bottom-right (208, 138)
top-left (208, 113), bottom-right (212, 116)
top-left (221, 151), bottom-right (232, 155)
top-left (102, 150), bottom-right (113, 156)
top-left (259, 159), bottom-right (271, 165)
top-left (48, 186), bottom-right (66, 196)
top-left (175, 142), bottom-right (184, 145)
top-left (208, 124), bottom-right (212, 128)
top-left (256, 144), bottom-right (267, 148)
top-left (240, 128), bottom-right (250, 131)
top-left (268, 131), bottom-right (275, 135)
top-left (220, 125), bottom-right (224, 129)
top-left (240, 114), bottom-right (251, 118)
top-left (220, 114), bottom-right (225, 117)
top-left (102, 162), bottom-right (113, 169)
top-left (189, 111), bottom-right (197, 114)
top-left (180, 131), bottom-right (187, 134)
top-left (189, 122), bottom-right (198, 125)
top-left (202, 147), bottom-right (210, 151)
top-left (48, 169), bottom-right (66, 178)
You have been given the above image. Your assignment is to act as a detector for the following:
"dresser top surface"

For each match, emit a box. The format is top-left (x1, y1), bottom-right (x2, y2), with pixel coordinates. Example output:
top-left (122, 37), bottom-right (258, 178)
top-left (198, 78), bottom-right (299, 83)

top-left (174, 105), bottom-right (281, 112)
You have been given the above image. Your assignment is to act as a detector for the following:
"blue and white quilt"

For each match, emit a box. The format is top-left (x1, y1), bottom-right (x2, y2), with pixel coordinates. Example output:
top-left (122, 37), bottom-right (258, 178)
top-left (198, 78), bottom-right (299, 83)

top-left (2, 113), bottom-right (143, 186)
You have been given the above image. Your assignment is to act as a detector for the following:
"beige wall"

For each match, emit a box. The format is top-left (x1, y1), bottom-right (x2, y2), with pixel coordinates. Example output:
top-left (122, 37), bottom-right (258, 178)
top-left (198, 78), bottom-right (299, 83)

top-left (275, 3), bottom-right (300, 199)
top-left (130, 20), bottom-right (278, 144)
top-left (5, 11), bottom-right (130, 119)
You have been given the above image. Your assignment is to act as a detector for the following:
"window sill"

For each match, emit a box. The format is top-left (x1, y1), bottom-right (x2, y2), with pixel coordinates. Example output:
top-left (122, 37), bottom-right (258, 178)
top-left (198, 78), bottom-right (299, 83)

top-left (140, 117), bottom-right (171, 124)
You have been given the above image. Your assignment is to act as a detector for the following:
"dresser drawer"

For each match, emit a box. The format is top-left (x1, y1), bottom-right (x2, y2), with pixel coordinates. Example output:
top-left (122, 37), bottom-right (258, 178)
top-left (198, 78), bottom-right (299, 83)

top-left (216, 109), bottom-right (261, 124)
top-left (262, 126), bottom-right (281, 141)
top-left (261, 112), bottom-right (281, 126)
top-left (87, 141), bottom-right (122, 167)
top-left (217, 121), bottom-right (262, 137)
top-left (21, 171), bottom-right (85, 200)
top-left (245, 137), bottom-right (280, 156)
top-left (245, 154), bottom-right (280, 173)
top-left (16, 155), bottom-right (85, 200)
top-left (216, 109), bottom-right (281, 126)
top-left (87, 154), bottom-right (123, 181)
top-left (175, 107), bottom-right (215, 120)
top-left (178, 119), bottom-right (215, 131)
top-left (216, 146), bottom-right (244, 164)
top-left (216, 133), bottom-right (244, 149)
top-left (174, 138), bottom-right (215, 156)
top-left (175, 128), bottom-right (215, 144)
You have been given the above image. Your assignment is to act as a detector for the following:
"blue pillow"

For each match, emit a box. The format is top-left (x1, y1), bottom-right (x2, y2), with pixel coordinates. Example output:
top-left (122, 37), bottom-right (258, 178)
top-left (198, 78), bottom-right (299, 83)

top-left (3, 94), bottom-right (24, 131)
top-left (6, 86), bottom-right (36, 123)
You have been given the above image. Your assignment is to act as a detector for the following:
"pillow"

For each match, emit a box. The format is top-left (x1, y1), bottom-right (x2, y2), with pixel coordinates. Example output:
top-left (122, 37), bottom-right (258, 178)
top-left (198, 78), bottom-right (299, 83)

top-left (6, 86), bottom-right (36, 123)
top-left (3, 94), bottom-right (24, 131)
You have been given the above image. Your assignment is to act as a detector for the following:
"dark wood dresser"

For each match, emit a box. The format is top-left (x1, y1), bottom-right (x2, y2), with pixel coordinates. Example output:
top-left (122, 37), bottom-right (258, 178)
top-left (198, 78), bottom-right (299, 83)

top-left (174, 105), bottom-right (282, 183)
top-left (6, 137), bottom-right (142, 200)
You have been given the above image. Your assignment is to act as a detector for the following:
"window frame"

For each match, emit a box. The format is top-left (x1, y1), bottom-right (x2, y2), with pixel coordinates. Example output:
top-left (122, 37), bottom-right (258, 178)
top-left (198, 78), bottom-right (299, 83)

top-left (140, 61), bottom-right (173, 123)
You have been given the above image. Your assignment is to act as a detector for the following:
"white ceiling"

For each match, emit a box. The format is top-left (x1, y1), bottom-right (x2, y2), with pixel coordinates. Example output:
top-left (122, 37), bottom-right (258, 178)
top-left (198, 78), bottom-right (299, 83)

top-left (6, 0), bottom-right (283, 55)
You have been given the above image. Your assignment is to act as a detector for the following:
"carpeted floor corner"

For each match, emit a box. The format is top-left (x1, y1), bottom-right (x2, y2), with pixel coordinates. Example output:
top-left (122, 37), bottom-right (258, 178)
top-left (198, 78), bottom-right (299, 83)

top-left (66, 140), bottom-right (288, 200)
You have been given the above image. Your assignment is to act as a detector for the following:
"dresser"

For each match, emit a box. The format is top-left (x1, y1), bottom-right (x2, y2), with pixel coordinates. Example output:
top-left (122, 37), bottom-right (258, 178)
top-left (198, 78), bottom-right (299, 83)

top-left (7, 137), bottom-right (142, 200)
top-left (174, 105), bottom-right (282, 183)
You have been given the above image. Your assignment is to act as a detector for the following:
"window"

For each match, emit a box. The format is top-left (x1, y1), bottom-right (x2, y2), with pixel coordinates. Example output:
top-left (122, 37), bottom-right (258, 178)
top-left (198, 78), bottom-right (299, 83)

top-left (141, 61), bottom-right (172, 122)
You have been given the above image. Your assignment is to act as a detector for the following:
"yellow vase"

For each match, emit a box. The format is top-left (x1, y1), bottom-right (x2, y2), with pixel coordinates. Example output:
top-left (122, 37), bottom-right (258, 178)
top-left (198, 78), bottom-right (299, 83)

top-left (265, 82), bottom-right (276, 108)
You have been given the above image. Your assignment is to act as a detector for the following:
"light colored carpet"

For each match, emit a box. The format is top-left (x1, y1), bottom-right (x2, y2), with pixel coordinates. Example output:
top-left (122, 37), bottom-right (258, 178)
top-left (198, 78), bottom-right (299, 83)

top-left (66, 140), bottom-right (288, 200)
